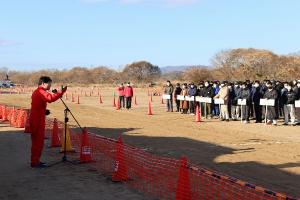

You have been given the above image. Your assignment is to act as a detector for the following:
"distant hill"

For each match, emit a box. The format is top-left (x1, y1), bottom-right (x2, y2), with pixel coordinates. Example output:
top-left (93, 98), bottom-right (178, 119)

top-left (288, 51), bottom-right (300, 57)
top-left (160, 65), bottom-right (209, 74)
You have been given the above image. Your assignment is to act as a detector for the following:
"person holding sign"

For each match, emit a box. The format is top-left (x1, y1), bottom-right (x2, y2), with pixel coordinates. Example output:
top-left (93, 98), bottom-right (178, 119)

top-left (239, 82), bottom-right (251, 123)
top-left (214, 81), bottom-right (230, 122)
top-left (281, 82), bottom-right (297, 126)
top-left (263, 82), bottom-right (278, 125)
top-left (164, 80), bottom-right (174, 112)
top-left (252, 81), bottom-right (263, 123)
top-left (174, 83), bottom-right (182, 112)
top-left (180, 83), bottom-right (189, 114)
top-left (203, 81), bottom-right (214, 119)
top-left (230, 82), bottom-right (241, 121)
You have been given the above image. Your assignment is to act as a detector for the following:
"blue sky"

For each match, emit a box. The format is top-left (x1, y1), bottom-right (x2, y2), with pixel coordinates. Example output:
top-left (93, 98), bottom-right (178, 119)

top-left (0, 0), bottom-right (300, 71)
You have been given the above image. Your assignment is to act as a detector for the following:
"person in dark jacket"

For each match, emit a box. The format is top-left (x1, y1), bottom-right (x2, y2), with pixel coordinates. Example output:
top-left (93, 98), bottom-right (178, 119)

top-left (263, 82), bottom-right (278, 125)
top-left (197, 82), bottom-right (205, 116)
top-left (212, 81), bottom-right (220, 117)
top-left (188, 82), bottom-right (197, 114)
top-left (202, 81), bottom-right (214, 119)
top-left (174, 83), bottom-right (182, 112)
top-left (281, 83), bottom-right (297, 125)
top-left (231, 82), bottom-right (241, 121)
top-left (252, 80), bottom-right (263, 123)
top-left (239, 82), bottom-right (251, 123)
top-left (164, 80), bottom-right (174, 112)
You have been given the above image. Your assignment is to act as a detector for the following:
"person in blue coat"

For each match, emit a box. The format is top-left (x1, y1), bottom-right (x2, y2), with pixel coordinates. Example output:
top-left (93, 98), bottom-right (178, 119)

top-left (188, 82), bottom-right (197, 115)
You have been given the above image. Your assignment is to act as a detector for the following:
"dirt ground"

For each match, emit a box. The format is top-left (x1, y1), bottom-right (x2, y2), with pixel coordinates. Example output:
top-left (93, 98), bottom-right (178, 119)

top-left (0, 123), bottom-right (153, 200)
top-left (1, 86), bottom-right (300, 198)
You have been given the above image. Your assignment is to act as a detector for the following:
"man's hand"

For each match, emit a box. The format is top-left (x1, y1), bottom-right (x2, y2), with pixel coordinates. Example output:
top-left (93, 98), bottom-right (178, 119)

top-left (62, 86), bottom-right (68, 94)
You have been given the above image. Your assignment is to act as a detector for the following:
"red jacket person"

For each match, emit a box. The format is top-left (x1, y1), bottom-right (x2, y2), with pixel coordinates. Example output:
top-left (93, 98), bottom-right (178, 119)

top-left (29, 76), bottom-right (67, 168)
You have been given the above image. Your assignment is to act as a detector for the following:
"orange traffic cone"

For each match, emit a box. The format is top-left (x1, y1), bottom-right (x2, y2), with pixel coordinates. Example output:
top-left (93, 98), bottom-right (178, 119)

top-left (77, 95), bottom-right (80, 104)
top-left (195, 105), bottom-right (201, 122)
top-left (50, 118), bottom-right (61, 147)
top-left (99, 95), bottom-right (103, 104)
top-left (147, 101), bottom-right (153, 115)
top-left (10, 107), bottom-right (16, 126)
top-left (24, 111), bottom-right (31, 133)
top-left (112, 136), bottom-right (128, 182)
top-left (134, 96), bottom-right (137, 105)
top-left (60, 124), bottom-right (75, 152)
top-left (80, 128), bottom-right (93, 163)
top-left (72, 93), bottom-right (75, 102)
top-left (176, 156), bottom-right (192, 200)
top-left (1, 105), bottom-right (7, 121)
top-left (116, 99), bottom-right (121, 110)
top-left (113, 97), bottom-right (116, 107)
top-left (16, 110), bottom-right (25, 128)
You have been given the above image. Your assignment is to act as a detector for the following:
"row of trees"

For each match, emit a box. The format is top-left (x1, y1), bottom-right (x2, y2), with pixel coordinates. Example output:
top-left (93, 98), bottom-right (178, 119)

top-left (1, 61), bottom-right (161, 85)
top-left (1, 48), bottom-right (300, 85)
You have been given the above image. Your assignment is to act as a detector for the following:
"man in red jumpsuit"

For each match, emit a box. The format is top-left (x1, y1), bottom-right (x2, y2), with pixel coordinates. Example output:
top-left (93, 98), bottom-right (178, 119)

top-left (30, 76), bottom-right (67, 168)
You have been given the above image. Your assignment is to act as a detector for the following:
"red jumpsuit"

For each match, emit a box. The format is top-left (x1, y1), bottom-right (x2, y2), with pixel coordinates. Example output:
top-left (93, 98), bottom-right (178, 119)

top-left (29, 86), bottom-right (64, 166)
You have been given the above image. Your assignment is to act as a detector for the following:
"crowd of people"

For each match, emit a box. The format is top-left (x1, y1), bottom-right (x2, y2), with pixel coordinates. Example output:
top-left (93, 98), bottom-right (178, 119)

top-left (164, 80), bottom-right (300, 126)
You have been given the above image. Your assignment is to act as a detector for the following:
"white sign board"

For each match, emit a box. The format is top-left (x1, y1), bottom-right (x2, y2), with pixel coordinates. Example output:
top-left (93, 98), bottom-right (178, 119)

top-left (177, 95), bottom-right (185, 101)
top-left (214, 98), bottom-right (224, 105)
top-left (295, 100), bottom-right (300, 108)
top-left (238, 99), bottom-right (247, 106)
top-left (196, 97), bottom-right (212, 103)
top-left (185, 96), bottom-right (195, 101)
top-left (162, 94), bottom-right (171, 100)
top-left (260, 99), bottom-right (275, 106)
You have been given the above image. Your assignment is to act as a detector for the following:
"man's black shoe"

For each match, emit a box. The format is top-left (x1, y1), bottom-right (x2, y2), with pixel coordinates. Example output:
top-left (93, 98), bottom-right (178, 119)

top-left (31, 162), bottom-right (48, 169)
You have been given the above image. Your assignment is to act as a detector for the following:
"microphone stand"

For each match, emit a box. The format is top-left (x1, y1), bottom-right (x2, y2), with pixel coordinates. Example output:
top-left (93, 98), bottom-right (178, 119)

top-left (49, 94), bottom-right (83, 167)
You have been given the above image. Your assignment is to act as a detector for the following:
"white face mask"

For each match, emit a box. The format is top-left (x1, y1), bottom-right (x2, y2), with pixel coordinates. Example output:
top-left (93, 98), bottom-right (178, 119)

top-left (191, 85), bottom-right (194, 88)
top-left (254, 84), bottom-right (259, 87)
top-left (127, 84), bottom-right (130, 87)
top-left (220, 84), bottom-right (225, 87)
top-left (297, 84), bottom-right (300, 87)
top-left (287, 86), bottom-right (292, 91)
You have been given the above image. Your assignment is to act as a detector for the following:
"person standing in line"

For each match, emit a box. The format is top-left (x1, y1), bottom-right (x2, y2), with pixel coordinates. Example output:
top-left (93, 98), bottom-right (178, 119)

top-left (164, 80), bottom-right (174, 112)
top-left (212, 81), bottom-right (220, 117)
top-left (202, 81), bottom-right (214, 119)
top-left (174, 83), bottom-right (182, 112)
top-left (263, 81), bottom-right (278, 126)
top-left (252, 80), bottom-right (263, 123)
top-left (117, 83), bottom-right (125, 108)
top-left (281, 82), bottom-right (297, 126)
top-left (187, 82), bottom-right (197, 115)
top-left (231, 82), bottom-right (241, 121)
top-left (180, 83), bottom-right (189, 114)
top-left (239, 82), bottom-right (251, 123)
top-left (197, 82), bottom-right (205, 117)
top-left (214, 81), bottom-right (230, 122)
top-left (124, 82), bottom-right (133, 109)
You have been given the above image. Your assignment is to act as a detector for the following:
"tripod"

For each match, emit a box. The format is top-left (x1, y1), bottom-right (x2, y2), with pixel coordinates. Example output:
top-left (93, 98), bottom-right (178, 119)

top-left (49, 97), bottom-right (83, 167)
